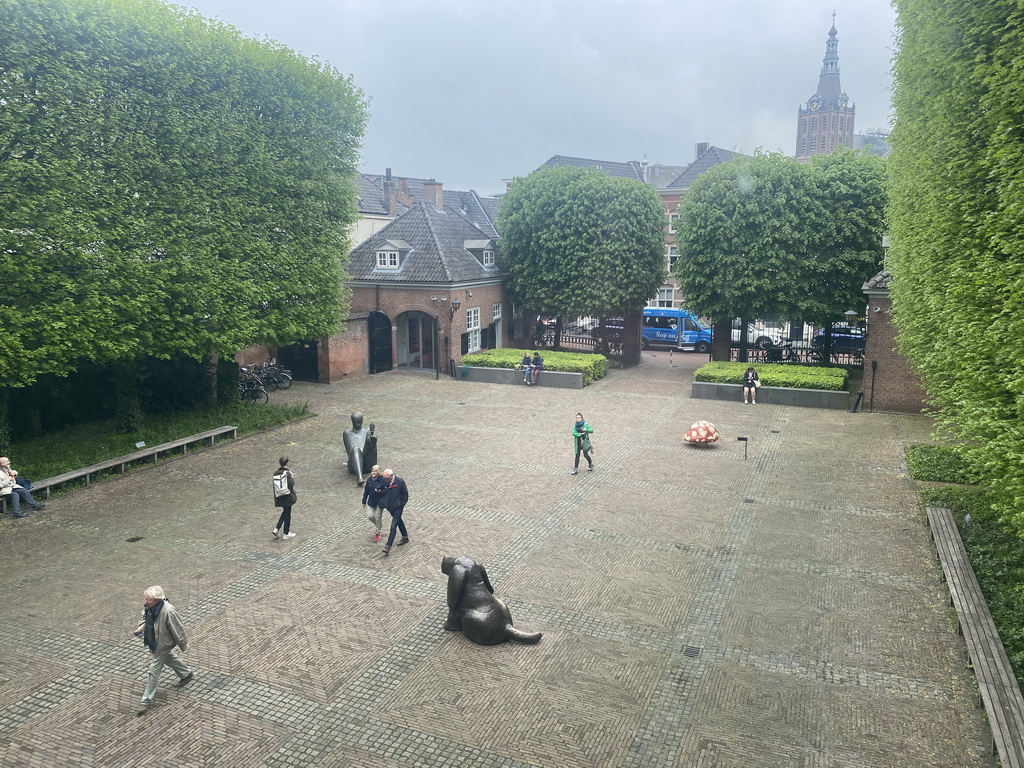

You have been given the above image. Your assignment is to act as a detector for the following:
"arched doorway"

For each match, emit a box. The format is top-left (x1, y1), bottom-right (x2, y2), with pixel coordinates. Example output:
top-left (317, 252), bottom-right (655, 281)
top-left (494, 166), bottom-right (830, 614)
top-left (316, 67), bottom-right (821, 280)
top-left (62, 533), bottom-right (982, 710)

top-left (368, 312), bottom-right (393, 374)
top-left (395, 311), bottom-right (437, 372)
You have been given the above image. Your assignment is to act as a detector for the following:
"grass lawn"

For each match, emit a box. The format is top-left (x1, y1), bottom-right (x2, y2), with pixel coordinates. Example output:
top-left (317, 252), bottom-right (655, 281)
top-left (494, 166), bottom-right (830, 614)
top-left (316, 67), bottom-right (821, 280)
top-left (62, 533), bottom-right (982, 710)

top-left (9, 401), bottom-right (310, 482)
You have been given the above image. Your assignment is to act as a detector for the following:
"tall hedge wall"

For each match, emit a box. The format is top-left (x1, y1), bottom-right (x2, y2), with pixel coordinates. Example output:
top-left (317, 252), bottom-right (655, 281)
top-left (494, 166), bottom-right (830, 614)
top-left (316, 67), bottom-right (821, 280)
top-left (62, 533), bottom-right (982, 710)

top-left (889, 1), bottom-right (1024, 533)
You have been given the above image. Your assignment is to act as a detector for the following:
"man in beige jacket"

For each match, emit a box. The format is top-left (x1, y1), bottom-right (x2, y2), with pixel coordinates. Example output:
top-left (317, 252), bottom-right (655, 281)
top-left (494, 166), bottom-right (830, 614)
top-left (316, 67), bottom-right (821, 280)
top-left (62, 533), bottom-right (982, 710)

top-left (135, 585), bottom-right (193, 715)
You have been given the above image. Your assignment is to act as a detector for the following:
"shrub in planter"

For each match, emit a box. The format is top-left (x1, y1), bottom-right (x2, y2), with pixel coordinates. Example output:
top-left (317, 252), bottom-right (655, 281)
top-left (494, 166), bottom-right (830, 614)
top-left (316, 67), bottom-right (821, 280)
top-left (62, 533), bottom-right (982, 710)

top-left (694, 361), bottom-right (847, 391)
top-left (461, 349), bottom-right (607, 385)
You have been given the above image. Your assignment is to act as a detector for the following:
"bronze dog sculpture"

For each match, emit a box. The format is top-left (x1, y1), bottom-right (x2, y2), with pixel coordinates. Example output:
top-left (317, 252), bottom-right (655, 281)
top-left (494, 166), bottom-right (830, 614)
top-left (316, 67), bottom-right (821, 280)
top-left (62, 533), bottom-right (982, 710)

top-left (441, 556), bottom-right (542, 645)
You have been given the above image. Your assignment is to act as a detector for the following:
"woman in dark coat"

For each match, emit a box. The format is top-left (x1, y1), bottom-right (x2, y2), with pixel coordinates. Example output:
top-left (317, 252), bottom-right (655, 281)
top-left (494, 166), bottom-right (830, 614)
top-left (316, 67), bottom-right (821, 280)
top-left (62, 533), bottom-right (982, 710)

top-left (272, 456), bottom-right (297, 540)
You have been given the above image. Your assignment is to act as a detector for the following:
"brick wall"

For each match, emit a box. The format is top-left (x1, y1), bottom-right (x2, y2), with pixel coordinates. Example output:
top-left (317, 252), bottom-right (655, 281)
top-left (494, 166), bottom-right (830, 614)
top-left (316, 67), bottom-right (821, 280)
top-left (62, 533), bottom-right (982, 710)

top-left (319, 284), bottom-right (511, 382)
top-left (862, 295), bottom-right (929, 413)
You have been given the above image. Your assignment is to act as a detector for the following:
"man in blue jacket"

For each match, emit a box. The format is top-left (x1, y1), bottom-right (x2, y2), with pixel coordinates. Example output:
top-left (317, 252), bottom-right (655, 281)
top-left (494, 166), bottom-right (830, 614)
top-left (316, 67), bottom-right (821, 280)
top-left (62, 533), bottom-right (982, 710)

top-left (380, 468), bottom-right (410, 555)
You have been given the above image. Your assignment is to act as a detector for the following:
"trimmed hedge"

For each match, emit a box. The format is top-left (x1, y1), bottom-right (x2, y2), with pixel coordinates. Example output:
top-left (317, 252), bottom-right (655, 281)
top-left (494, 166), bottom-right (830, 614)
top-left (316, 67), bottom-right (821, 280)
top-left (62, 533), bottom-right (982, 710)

top-left (462, 348), bottom-right (607, 386)
top-left (694, 361), bottom-right (847, 391)
top-left (906, 444), bottom-right (982, 485)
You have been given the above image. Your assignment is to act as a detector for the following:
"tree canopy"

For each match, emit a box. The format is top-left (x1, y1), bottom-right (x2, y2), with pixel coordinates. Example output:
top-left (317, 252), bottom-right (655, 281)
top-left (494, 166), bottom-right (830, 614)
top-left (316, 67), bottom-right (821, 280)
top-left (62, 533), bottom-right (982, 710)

top-left (497, 166), bottom-right (666, 318)
top-left (674, 149), bottom-right (886, 328)
top-left (889, 0), bottom-right (1024, 533)
top-left (0, 0), bottom-right (368, 388)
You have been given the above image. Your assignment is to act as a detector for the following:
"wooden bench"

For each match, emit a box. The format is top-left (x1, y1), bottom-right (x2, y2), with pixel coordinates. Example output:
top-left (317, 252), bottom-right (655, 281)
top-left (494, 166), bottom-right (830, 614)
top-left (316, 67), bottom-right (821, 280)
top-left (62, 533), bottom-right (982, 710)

top-left (2, 425), bottom-right (238, 513)
top-left (927, 506), bottom-right (1024, 767)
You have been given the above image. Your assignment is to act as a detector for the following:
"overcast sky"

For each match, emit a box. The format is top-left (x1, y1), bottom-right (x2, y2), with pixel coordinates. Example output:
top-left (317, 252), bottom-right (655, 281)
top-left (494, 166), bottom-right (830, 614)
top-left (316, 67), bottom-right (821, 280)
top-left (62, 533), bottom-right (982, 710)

top-left (180, 0), bottom-right (897, 196)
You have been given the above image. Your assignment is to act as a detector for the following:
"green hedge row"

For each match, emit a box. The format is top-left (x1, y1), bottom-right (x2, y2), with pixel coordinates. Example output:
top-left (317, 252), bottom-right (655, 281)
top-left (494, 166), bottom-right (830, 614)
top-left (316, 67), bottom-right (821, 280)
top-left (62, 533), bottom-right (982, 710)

top-left (694, 362), bottom-right (847, 391)
top-left (461, 349), bottom-right (607, 386)
top-left (905, 444), bottom-right (982, 485)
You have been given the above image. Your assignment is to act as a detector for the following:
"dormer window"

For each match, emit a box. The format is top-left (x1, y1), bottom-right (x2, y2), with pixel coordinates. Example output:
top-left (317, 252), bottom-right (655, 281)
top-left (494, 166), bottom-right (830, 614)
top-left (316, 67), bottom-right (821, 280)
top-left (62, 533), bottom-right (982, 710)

top-left (373, 239), bottom-right (411, 272)
top-left (465, 238), bottom-right (498, 269)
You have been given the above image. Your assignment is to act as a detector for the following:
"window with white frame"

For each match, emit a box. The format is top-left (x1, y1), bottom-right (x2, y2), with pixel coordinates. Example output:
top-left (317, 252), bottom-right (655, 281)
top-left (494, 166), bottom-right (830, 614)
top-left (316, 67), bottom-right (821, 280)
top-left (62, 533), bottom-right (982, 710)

top-left (482, 249), bottom-right (495, 266)
top-left (466, 307), bottom-right (481, 351)
top-left (657, 287), bottom-right (674, 307)
top-left (668, 213), bottom-right (679, 233)
top-left (376, 250), bottom-right (399, 269)
top-left (668, 245), bottom-right (679, 270)
top-left (492, 302), bottom-right (502, 321)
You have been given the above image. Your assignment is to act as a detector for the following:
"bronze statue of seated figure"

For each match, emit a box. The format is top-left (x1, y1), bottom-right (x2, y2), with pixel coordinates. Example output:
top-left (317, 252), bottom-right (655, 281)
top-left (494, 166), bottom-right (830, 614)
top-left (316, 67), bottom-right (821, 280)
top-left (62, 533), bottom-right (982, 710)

top-left (441, 556), bottom-right (542, 645)
top-left (342, 411), bottom-right (377, 485)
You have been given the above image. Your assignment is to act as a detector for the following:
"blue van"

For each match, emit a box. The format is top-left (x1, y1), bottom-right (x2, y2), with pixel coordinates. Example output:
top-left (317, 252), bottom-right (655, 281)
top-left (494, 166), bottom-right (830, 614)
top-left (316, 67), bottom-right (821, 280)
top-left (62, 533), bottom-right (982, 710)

top-left (591, 308), bottom-right (713, 352)
top-left (642, 307), bottom-right (713, 352)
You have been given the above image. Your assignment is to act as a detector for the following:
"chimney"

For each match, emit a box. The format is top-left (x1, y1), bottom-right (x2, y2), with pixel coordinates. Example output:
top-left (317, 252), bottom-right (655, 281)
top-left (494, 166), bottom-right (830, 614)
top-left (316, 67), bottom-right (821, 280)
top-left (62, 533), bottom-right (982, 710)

top-left (423, 179), bottom-right (444, 211)
top-left (694, 142), bottom-right (710, 160)
top-left (383, 174), bottom-right (397, 216)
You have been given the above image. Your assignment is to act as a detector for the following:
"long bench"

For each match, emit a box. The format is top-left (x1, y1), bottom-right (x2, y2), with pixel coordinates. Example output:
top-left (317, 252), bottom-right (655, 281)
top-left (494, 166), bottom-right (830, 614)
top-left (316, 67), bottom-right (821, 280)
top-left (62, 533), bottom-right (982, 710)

top-left (2, 425), bottom-right (238, 513)
top-left (926, 506), bottom-right (1024, 766)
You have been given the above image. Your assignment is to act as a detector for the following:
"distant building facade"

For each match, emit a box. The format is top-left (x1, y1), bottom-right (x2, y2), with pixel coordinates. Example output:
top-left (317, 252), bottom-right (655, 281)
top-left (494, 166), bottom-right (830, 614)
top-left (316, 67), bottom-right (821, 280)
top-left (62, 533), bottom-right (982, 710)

top-left (796, 21), bottom-right (855, 160)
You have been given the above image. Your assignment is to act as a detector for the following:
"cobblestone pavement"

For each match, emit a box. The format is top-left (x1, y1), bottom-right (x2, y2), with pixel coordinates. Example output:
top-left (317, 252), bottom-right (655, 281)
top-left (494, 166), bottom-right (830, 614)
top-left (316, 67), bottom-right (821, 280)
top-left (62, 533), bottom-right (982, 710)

top-left (0, 353), bottom-right (995, 767)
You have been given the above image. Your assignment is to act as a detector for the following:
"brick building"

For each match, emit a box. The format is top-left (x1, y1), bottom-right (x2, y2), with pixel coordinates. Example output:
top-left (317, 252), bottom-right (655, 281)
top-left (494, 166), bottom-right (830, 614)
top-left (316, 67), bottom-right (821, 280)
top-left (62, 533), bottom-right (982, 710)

top-left (861, 269), bottom-right (929, 413)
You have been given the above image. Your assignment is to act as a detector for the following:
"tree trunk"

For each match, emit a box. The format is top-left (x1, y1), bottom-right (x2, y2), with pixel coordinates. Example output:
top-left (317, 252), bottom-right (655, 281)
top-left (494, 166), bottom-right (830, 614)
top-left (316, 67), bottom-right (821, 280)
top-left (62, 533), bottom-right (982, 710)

top-left (114, 360), bottom-right (143, 434)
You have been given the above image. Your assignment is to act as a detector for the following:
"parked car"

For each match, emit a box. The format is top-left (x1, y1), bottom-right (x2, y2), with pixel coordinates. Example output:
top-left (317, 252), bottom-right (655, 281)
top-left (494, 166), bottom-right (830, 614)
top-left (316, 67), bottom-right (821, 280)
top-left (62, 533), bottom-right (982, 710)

top-left (730, 320), bottom-right (782, 350)
top-left (811, 324), bottom-right (865, 353)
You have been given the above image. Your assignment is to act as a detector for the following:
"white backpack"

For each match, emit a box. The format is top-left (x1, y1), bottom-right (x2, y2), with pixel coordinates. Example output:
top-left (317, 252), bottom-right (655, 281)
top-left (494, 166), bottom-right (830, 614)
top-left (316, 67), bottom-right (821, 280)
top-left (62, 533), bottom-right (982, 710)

top-left (273, 471), bottom-right (291, 497)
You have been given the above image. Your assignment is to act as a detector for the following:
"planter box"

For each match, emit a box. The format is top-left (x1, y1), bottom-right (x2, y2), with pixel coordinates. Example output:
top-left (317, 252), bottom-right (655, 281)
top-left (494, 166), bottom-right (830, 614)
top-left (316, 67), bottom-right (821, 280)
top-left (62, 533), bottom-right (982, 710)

top-left (691, 381), bottom-right (849, 410)
top-left (459, 366), bottom-right (584, 389)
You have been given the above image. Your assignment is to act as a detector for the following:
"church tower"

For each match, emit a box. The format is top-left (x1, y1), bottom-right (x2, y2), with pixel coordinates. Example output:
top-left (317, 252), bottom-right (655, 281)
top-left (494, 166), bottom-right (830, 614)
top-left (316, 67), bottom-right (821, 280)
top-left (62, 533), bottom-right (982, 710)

top-left (796, 18), bottom-right (855, 160)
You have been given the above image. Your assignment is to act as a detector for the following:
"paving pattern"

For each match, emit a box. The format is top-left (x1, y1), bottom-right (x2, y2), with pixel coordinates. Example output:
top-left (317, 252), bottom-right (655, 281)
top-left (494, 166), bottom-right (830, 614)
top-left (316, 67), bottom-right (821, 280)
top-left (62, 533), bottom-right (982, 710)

top-left (0, 352), bottom-right (995, 767)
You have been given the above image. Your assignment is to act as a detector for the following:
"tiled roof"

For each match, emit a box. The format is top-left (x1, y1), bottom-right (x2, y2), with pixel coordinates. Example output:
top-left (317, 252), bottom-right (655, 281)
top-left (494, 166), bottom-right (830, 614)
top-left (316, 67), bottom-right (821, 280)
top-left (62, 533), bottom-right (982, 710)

top-left (540, 155), bottom-right (645, 182)
top-left (665, 146), bottom-right (744, 190)
top-left (349, 202), bottom-right (503, 284)
top-left (355, 174), bottom-right (500, 236)
top-left (863, 269), bottom-right (891, 291)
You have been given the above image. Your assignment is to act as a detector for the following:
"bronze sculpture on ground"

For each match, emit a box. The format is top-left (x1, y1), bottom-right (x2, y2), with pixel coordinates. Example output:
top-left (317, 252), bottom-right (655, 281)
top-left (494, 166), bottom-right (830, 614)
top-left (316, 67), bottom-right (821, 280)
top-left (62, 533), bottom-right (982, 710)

top-left (342, 411), bottom-right (377, 485)
top-left (441, 556), bottom-right (542, 645)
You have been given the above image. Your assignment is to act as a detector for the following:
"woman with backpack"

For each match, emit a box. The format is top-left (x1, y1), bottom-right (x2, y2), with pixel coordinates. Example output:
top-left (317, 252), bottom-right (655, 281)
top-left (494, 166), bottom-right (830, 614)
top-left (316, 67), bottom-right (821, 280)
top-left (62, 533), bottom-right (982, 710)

top-left (272, 456), bottom-right (297, 539)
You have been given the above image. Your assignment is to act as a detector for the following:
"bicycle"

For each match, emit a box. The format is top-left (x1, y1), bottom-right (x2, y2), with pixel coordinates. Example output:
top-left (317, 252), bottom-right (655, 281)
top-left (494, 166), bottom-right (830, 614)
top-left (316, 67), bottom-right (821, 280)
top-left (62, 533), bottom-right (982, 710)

top-left (239, 367), bottom-right (269, 404)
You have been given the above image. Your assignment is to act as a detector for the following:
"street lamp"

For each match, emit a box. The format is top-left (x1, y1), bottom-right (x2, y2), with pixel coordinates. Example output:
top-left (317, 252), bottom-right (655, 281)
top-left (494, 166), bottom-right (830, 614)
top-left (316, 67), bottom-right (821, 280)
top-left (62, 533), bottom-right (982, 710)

top-left (449, 298), bottom-right (461, 321)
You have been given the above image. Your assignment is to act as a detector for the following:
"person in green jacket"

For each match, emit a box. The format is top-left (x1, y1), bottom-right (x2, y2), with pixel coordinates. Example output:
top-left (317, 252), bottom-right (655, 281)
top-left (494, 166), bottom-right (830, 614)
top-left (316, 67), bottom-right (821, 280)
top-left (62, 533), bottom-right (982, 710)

top-left (571, 412), bottom-right (594, 475)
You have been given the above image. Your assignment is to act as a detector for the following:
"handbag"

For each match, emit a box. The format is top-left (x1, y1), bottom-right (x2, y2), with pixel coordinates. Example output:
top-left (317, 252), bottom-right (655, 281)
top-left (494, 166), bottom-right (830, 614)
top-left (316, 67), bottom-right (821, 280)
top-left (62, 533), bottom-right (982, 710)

top-left (581, 435), bottom-right (592, 452)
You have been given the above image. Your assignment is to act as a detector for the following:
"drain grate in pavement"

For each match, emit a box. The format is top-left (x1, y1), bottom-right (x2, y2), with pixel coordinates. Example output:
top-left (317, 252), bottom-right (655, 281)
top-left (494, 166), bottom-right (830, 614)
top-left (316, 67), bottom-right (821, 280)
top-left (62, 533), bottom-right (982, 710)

top-left (126, 536), bottom-right (144, 543)
top-left (683, 646), bottom-right (702, 658)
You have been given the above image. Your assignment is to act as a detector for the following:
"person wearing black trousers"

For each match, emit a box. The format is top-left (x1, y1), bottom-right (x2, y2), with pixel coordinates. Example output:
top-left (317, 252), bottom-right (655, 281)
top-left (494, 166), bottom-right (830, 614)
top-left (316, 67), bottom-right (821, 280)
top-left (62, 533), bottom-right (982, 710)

top-left (380, 468), bottom-right (410, 555)
top-left (272, 456), bottom-right (297, 540)
top-left (571, 413), bottom-right (594, 475)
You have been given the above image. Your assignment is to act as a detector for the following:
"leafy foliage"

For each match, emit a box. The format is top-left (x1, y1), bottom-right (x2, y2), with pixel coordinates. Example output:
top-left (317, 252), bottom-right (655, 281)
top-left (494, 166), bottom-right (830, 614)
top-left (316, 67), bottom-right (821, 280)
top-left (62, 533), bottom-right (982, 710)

top-left (674, 150), bottom-right (886, 328)
top-left (497, 166), bottom-right (666, 318)
top-left (0, 0), bottom-right (368, 388)
top-left (694, 361), bottom-right (848, 391)
top-left (905, 444), bottom-right (982, 484)
top-left (888, 0), bottom-right (1024, 534)
top-left (461, 348), bottom-right (608, 385)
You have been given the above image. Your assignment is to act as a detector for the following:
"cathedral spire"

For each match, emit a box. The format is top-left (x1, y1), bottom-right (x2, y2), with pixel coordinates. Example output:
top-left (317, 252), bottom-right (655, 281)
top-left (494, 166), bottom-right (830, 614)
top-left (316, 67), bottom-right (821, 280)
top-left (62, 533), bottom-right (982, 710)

top-left (795, 17), bottom-right (855, 160)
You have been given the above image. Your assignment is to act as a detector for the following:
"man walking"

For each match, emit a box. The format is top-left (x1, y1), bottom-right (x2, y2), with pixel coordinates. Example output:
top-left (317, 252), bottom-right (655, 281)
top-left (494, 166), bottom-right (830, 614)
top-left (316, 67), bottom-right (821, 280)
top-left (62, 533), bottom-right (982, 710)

top-left (380, 468), bottom-right (410, 555)
top-left (135, 585), bottom-right (194, 715)
top-left (0, 457), bottom-right (45, 518)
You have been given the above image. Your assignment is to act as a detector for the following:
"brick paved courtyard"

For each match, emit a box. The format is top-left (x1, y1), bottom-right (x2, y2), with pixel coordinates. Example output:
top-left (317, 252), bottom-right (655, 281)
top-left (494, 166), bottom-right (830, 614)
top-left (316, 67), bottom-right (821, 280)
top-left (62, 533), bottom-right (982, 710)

top-left (0, 354), bottom-right (995, 767)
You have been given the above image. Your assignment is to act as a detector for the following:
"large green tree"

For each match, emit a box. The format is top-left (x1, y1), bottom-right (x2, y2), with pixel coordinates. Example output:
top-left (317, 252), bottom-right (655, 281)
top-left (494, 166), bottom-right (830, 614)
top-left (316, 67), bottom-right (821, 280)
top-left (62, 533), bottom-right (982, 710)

top-left (497, 165), bottom-right (666, 319)
top-left (674, 149), bottom-right (886, 335)
top-left (889, 0), bottom-right (1024, 533)
top-left (0, 0), bottom-right (367, 389)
